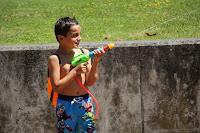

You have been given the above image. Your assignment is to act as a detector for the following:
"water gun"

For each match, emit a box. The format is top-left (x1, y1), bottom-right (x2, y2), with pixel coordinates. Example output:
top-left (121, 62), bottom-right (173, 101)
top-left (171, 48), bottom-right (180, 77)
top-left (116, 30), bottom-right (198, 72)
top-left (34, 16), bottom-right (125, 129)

top-left (71, 43), bottom-right (114, 119)
top-left (71, 43), bottom-right (114, 67)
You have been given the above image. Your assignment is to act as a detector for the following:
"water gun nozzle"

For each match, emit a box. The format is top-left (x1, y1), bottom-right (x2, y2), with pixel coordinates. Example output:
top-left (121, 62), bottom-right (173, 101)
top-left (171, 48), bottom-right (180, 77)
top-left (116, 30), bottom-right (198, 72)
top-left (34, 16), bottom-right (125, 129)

top-left (103, 43), bottom-right (114, 51)
top-left (108, 43), bottom-right (114, 49)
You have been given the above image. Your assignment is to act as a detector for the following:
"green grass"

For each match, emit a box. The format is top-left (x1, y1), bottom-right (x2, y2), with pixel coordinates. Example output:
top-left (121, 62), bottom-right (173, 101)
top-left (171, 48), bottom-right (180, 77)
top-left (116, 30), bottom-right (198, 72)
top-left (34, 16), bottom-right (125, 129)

top-left (0, 0), bottom-right (199, 45)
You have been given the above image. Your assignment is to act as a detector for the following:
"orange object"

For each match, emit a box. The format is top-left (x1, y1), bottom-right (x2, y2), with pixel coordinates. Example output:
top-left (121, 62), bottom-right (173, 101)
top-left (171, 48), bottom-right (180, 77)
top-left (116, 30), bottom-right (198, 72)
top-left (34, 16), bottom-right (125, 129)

top-left (47, 77), bottom-right (58, 107)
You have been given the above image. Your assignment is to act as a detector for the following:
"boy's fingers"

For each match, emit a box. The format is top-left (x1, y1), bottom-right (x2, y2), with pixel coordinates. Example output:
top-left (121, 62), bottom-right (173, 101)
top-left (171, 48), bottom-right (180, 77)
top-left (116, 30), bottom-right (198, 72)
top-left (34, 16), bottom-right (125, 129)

top-left (94, 50), bottom-right (101, 54)
top-left (100, 49), bottom-right (105, 53)
top-left (97, 49), bottom-right (104, 54)
top-left (94, 50), bottom-right (98, 54)
top-left (81, 62), bottom-right (88, 66)
top-left (97, 50), bottom-right (101, 54)
top-left (83, 67), bottom-right (87, 72)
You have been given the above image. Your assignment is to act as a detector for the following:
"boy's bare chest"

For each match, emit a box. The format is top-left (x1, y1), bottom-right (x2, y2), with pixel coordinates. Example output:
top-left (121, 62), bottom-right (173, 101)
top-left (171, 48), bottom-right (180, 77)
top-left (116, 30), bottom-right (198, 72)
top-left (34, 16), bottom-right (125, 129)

top-left (60, 61), bottom-right (86, 84)
top-left (60, 63), bottom-right (71, 77)
top-left (58, 50), bottom-right (82, 78)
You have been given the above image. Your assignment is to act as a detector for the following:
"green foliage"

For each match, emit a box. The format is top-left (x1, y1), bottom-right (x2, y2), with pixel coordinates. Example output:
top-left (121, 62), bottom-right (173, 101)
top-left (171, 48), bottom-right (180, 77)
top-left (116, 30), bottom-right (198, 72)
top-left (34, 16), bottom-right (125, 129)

top-left (0, 0), bottom-right (199, 45)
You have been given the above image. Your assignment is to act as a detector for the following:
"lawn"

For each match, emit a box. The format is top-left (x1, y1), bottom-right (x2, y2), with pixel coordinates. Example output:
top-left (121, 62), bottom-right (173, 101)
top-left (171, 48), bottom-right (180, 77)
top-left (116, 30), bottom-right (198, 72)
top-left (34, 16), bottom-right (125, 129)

top-left (0, 0), bottom-right (199, 45)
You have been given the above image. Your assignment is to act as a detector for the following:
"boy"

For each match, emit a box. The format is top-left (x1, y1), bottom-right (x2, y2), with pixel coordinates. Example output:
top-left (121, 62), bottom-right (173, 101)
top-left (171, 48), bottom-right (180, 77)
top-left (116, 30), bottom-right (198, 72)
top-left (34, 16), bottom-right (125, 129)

top-left (48, 17), bottom-right (104, 133)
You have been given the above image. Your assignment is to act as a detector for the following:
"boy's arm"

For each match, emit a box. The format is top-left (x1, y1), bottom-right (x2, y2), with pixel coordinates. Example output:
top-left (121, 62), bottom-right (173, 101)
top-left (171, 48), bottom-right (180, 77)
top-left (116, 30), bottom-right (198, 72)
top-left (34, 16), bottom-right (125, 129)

top-left (83, 49), bottom-right (105, 87)
top-left (48, 55), bottom-right (87, 93)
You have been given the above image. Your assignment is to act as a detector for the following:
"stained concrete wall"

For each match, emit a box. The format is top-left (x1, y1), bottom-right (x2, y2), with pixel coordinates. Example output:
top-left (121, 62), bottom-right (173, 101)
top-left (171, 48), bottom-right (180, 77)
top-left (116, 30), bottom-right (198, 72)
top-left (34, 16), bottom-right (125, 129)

top-left (0, 38), bottom-right (199, 133)
top-left (140, 44), bottom-right (200, 133)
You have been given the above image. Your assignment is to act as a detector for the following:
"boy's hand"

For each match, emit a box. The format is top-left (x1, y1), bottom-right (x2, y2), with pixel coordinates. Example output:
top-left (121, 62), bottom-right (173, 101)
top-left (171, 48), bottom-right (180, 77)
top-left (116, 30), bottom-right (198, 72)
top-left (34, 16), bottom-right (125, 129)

top-left (74, 62), bottom-right (88, 75)
top-left (93, 48), bottom-right (105, 62)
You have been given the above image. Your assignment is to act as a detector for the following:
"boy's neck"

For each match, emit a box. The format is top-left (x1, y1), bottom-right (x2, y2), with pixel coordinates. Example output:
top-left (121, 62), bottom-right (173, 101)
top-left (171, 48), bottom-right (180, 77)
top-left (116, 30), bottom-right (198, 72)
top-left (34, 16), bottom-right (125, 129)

top-left (58, 44), bottom-right (75, 55)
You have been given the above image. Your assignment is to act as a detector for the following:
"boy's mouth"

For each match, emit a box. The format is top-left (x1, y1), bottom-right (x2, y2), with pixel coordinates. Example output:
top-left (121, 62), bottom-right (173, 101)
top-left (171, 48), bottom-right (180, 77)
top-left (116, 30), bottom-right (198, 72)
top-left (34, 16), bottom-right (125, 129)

top-left (75, 42), bottom-right (79, 46)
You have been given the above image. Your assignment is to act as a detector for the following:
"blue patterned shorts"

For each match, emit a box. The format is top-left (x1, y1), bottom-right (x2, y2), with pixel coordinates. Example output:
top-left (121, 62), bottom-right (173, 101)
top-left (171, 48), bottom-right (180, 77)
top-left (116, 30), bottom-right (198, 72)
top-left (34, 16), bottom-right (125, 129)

top-left (56, 93), bottom-right (96, 133)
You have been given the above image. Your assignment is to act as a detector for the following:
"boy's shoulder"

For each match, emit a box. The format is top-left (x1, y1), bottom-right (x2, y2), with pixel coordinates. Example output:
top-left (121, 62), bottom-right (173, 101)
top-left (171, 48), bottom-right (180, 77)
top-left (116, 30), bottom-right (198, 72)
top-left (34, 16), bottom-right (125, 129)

top-left (49, 52), bottom-right (60, 58)
top-left (48, 53), bottom-right (61, 64)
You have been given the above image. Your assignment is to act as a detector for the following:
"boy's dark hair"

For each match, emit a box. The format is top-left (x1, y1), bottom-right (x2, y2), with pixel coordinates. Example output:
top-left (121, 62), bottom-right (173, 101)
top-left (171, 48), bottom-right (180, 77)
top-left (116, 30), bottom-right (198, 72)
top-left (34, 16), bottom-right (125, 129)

top-left (55, 17), bottom-right (79, 42)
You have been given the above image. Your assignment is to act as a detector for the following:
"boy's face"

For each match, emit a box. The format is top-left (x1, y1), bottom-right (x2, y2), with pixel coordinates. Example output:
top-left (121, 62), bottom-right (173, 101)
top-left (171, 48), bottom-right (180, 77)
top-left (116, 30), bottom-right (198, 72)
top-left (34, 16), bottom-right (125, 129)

top-left (60, 24), bottom-right (82, 49)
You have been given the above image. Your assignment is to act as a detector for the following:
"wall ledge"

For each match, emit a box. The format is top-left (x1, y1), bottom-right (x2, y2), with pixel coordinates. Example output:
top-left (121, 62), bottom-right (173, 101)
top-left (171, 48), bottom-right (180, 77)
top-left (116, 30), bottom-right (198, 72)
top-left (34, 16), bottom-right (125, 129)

top-left (0, 38), bottom-right (199, 51)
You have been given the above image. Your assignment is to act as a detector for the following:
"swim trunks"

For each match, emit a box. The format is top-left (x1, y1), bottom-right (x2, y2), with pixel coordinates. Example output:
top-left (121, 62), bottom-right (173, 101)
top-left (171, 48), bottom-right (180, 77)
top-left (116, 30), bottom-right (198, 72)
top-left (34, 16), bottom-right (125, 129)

top-left (56, 93), bottom-right (96, 133)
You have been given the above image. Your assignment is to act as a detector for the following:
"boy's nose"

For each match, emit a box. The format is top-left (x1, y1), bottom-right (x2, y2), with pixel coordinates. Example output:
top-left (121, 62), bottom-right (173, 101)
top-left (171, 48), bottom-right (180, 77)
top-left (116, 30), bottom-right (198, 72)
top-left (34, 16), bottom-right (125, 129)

top-left (78, 36), bottom-right (82, 41)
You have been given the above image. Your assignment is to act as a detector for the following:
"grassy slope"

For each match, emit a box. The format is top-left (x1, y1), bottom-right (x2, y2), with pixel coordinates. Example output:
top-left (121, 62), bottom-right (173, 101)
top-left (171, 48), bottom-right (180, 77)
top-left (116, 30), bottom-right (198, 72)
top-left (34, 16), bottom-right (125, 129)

top-left (0, 0), bottom-right (199, 45)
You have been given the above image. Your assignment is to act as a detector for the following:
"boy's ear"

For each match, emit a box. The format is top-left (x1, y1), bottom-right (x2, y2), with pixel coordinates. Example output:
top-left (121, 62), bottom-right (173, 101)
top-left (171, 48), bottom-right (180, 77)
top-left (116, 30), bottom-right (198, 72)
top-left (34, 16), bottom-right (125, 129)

top-left (57, 35), bottom-right (64, 41)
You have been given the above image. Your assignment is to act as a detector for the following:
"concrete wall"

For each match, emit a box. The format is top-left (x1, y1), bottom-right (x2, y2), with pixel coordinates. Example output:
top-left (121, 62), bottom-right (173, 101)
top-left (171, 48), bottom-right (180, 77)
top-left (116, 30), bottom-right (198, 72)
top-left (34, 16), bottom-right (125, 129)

top-left (0, 38), bottom-right (199, 133)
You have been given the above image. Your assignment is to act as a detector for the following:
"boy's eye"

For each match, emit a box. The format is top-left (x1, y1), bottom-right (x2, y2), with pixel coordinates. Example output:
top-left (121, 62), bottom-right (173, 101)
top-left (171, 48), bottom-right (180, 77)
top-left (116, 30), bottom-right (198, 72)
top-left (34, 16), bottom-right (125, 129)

top-left (73, 34), bottom-right (79, 38)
